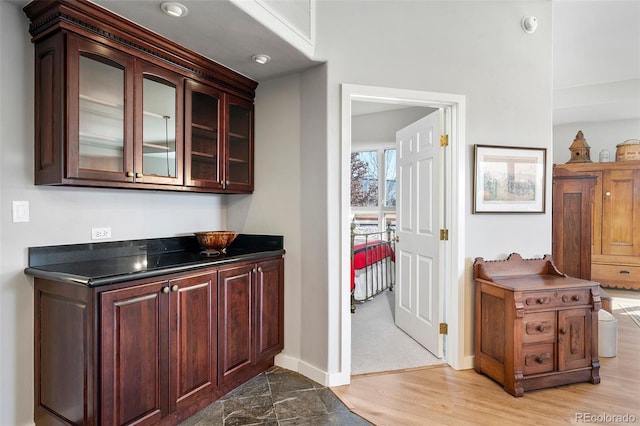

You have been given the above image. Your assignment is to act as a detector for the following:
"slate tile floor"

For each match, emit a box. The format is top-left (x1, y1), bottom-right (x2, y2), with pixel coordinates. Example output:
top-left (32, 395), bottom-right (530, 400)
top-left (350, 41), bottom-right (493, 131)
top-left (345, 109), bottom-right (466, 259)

top-left (179, 366), bottom-right (373, 425)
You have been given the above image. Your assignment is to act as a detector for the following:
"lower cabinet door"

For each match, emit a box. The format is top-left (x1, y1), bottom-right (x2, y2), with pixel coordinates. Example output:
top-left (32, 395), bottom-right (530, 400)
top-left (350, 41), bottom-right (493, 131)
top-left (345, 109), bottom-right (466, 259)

top-left (169, 272), bottom-right (217, 411)
top-left (218, 263), bottom-right (254, 384)
top-left (558, 308), bottom-right (592, 371)
top-left (255, 258), bottom-right (284, 363)
top-left (101, 280), bottom-right (169, 426)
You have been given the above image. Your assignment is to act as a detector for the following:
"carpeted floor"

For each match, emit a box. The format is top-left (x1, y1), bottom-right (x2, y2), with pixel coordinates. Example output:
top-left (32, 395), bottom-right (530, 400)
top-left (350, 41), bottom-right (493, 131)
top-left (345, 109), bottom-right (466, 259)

top-left (351, 288), bottom-right (444, 375)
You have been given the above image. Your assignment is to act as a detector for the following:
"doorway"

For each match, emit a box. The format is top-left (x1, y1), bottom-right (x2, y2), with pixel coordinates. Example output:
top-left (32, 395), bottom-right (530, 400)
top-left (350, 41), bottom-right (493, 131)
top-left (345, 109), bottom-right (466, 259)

top-left (340, 84), bottom-right (467, 384)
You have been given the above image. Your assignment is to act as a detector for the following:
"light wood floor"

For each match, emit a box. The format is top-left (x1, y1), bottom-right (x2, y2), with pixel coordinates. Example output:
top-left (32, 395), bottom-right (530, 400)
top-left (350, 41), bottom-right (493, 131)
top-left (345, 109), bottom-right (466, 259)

top-left (332, 289), bottom-right (640, 425)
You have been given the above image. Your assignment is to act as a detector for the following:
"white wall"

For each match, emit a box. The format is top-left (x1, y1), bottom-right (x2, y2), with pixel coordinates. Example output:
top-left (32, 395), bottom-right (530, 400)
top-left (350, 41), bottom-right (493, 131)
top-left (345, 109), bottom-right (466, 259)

top-left (226, 73), bottom-right (304, 369)
top-left (0, 3), bottom-right (227, 424)
top-left (315, 0), bottom-right (552, 379)
top-left (234, 0), bottom-right (553, 384)
top-left (352, 107), bottom-right (438, 146)
top-left (553, 119), bottom-right (640, 164)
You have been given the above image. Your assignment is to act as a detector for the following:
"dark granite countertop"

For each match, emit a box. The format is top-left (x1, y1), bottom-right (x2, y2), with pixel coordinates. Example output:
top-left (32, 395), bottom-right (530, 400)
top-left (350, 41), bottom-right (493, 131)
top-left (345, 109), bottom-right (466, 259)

top-left (24, 234), bottom-right (284, 287)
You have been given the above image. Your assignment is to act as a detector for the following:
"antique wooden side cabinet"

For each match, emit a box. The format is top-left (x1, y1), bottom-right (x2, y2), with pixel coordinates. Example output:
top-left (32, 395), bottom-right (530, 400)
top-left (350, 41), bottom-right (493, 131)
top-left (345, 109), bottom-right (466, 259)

top-left (473, 253), bottom-right (600, 397)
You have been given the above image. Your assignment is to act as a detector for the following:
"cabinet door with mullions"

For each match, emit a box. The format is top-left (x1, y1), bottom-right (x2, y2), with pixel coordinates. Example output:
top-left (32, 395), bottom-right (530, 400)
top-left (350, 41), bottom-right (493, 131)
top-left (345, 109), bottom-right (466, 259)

top-left (185, 80), bottom-right (223, 189)
top-left (135, 61), bottom-right (184, 186)
top-left (224, 94), bottom-right (254, 192)
top-left (67, 34), bottom-right (134, 182)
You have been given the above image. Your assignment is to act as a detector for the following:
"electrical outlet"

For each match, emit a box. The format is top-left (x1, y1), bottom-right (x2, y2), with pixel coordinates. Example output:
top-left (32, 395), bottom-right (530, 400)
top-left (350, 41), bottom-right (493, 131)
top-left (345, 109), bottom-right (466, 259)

top-left (91, 227), bottom-right (112, 240)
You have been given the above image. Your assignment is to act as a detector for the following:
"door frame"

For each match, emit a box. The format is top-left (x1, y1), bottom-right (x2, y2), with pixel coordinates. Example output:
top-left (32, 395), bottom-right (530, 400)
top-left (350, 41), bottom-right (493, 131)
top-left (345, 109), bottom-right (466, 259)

top-left (340, 84), bottom-right (466, 384)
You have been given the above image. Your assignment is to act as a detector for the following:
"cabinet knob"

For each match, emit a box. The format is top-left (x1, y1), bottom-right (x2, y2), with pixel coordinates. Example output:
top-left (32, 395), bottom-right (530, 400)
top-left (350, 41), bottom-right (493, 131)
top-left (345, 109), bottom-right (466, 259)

top-left (395, 236), bottom-right (400, 243)
top-left (126, 171), bottom-right (134, 178)
top-left (162, 286), bottom-right (170, 294)
top-left (252, 268), bottom-right (257, 273)
top-left (605, 191), bottom-right (611, 197)
top-left (535, 356), bottom-right (544, 364)
top-left (537, 325), bottom-right (546, 332)
top-left (559, 328), bottom-right (567, 335)
top-left (572, 295), bottom-right (581, 301)
top-left (537, 297), bottom-right (546, 304)
top-left (136, 172), bottom-right (144, 178)
top-left (258, 266), bottom-right (262, 272)
top-left (171, 285), bottom-right (179, 292)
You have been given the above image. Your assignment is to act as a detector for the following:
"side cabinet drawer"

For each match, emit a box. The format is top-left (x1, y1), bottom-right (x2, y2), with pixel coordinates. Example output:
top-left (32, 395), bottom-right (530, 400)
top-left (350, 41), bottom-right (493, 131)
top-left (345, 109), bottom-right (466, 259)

top-left (523, 289), bottom-right (591, 309)
top-left (592, 263), bottom-right (640, 285)
top-left (523, 344), bottom-right (555, 376)
top-left (523, 312), bottom-right (556, 344)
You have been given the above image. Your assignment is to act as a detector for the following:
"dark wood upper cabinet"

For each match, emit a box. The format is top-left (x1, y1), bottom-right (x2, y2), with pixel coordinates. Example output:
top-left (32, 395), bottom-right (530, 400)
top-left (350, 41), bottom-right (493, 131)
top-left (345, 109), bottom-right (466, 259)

top-left (24, 0), bottom-right (257, 194)
top-left (135, 61), bottom-right (185, 187)
top-left (185, 80), bottom-right (224, 190)
top-left (225, 95), bottom-right (254, 192)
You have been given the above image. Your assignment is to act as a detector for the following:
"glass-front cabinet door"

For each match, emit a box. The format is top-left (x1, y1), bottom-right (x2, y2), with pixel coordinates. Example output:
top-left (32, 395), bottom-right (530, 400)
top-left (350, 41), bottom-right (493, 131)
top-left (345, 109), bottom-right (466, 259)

top-left (225, 95), bottom-right (254, 192)
top-left (67, 35), bottom-right (134, 182)
top-left (135, 61), bottom-right (184, 186)
top-left (185, 80), bottom-right (223, 189)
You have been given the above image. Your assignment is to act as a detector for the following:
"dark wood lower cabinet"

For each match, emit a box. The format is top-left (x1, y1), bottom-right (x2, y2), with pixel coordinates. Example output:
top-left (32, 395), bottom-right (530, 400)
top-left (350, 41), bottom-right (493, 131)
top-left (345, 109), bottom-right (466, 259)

top-left (101, 279), bottom-right (169, 425)
top-left (33, 257), bottom-right (283, 425)
top-left (217, 258), bottom-right (285, 385)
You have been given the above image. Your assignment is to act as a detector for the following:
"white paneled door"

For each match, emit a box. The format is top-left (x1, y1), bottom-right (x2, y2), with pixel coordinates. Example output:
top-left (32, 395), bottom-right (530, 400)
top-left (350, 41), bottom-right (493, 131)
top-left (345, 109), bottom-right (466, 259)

top-left (394, 111), bottom-right (444, 358)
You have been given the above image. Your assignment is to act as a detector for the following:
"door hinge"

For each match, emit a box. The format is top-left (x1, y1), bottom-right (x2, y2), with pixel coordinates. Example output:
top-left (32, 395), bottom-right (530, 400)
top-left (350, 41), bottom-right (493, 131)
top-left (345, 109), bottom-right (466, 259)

top-left (439, 323), bottom-right (448, 335)
top-left (440, 229), bottom-right (449, 241)
top-left (440, 134), bottom-right (449, 147)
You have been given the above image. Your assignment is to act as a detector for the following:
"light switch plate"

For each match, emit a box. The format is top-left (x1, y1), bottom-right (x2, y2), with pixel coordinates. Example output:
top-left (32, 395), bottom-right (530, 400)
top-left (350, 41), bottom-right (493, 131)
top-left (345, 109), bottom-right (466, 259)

top-left (12, 201), bottom-right (30, 223)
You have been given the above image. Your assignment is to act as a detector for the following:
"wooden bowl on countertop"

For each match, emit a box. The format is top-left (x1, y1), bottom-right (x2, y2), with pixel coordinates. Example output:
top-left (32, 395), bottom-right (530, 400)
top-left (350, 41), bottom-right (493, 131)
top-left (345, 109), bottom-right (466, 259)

top-left (194, 231), bottom-right (238, 255)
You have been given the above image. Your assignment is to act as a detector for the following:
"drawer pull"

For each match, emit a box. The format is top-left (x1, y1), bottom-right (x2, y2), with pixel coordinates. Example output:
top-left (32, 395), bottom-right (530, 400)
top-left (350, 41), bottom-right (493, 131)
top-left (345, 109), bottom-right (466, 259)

top-left (525, 296), bottom-right (550, 306)
top-left (526, 322), bottom-right (552, 335)
top-left (559, 328), bottom-right (566, 335)
top-left (562, 294), bottom-right (582, 303)
top-left (620, 270), bottom-right (630, 274)
top-left (525, 352), bottom-right (551, 366)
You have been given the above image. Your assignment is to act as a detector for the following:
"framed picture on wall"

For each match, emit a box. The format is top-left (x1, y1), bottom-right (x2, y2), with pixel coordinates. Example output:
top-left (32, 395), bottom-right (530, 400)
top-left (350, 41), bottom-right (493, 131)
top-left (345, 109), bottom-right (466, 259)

top-left (473, 145), bottom-right (546, 213)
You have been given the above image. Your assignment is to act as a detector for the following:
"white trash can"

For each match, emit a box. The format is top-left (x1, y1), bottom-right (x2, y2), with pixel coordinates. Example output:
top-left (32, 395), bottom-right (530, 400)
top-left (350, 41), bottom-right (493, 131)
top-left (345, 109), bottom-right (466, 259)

top-left (598, 309), bottom-right (618, 358)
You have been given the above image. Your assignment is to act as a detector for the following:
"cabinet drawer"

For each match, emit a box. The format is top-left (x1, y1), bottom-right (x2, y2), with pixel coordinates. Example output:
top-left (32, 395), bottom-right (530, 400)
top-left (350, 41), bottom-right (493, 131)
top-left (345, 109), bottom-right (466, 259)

top-left (523, 289), bottom-right (591, 310)
top-left (592, 263), bottom-right (640, 284)
top-left (523, 312), bottom-right (556, 344)
top-left (523, 344), bottom-right (555, 376)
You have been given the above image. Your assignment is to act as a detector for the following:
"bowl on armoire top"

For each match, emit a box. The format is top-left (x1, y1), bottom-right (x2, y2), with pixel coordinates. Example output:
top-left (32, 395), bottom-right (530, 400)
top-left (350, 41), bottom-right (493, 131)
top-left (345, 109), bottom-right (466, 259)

top-left (195, 231), bottom-right (238, 255)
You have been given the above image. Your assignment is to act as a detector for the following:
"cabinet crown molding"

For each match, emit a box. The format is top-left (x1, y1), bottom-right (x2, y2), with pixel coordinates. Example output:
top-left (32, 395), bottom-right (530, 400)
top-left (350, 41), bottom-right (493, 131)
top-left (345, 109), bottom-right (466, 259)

top-left (24, 0), bottom-right (257, 100)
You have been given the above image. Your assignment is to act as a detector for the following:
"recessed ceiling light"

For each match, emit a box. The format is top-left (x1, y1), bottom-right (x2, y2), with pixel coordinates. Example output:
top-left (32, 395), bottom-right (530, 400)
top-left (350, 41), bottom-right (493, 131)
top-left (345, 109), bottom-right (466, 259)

top-left (251, 54), bottom-right (271, 65)
top-left (161, 2), bottom-right (188, 18)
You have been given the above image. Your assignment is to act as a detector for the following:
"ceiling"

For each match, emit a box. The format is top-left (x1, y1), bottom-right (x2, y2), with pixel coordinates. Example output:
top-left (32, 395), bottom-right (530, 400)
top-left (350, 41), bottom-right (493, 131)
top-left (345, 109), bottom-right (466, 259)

top-left (18, 0), bottom-right (639, 124)
top-left (90, 0), bottom-right (321, 82)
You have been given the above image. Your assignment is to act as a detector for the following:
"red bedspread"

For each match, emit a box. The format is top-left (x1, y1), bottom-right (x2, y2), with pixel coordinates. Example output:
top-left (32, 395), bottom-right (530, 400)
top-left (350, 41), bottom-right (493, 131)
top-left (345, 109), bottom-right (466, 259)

top-left (350, 240), bottom-right (395, 290)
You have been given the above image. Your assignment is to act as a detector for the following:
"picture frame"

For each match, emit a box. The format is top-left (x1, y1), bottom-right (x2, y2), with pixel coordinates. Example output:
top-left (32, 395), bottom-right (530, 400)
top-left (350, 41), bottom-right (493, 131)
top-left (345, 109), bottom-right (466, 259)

top-left (473, 145), bottom-right (546, 213)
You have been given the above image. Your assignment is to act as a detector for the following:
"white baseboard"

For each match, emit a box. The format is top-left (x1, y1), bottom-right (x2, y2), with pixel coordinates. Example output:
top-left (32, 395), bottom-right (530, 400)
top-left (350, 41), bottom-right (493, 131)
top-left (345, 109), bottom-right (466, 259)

top-left (274, 354), bottom-right (350, 387)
